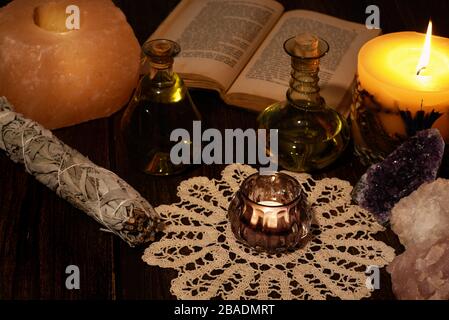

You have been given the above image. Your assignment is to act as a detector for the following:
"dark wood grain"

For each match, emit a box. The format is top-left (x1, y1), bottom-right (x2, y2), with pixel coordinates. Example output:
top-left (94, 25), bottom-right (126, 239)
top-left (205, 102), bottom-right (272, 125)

top-left (1, 0), bottom-right (447, 300)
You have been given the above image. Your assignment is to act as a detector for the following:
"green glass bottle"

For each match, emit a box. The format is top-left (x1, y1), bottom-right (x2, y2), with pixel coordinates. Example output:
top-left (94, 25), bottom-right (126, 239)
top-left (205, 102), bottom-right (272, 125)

top-left (121, 39), bottom-right (201, 175)
top-left (257, 34), bottom-right (349, 172)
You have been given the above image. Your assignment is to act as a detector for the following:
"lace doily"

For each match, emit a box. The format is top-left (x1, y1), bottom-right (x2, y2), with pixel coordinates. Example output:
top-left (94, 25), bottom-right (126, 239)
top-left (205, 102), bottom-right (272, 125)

top-left (143, 164), bottom-right (396, 300)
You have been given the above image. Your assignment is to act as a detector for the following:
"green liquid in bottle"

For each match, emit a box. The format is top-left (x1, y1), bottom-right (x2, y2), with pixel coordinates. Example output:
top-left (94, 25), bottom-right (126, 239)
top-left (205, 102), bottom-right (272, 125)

top-left (259, 100), bottom-right (349, 172)
top-left (121, 40), bottom-right (201, 176)
top-left (258, 34), bottom-right (349, 172)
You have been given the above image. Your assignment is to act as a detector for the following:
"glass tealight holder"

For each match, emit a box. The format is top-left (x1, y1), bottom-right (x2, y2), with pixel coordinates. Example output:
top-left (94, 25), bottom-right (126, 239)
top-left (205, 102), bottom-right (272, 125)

top-left (228, 172), bottom-right (312, 253)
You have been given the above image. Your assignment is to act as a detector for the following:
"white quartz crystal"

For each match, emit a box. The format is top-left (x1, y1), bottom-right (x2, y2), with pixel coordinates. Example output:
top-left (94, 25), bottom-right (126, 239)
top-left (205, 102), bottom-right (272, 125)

top-left (391, 178), bottom-right (449, 249)
top-left (387, 239), bottom-right (449, 300)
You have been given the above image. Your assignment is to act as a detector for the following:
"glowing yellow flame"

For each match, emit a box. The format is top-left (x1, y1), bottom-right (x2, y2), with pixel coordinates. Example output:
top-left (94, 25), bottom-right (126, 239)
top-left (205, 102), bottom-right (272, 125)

top-left (416, 21), bottom-right (432, 76)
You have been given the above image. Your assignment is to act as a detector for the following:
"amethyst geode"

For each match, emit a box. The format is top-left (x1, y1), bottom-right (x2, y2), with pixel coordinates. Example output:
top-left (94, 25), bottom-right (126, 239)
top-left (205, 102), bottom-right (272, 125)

top-left (352, 129), bottom-right (444, 223)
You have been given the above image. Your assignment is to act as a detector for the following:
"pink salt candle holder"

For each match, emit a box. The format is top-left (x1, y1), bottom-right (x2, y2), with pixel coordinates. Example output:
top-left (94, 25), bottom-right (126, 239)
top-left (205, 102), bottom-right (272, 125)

top-left (228, 172), bottom-right (312, 253)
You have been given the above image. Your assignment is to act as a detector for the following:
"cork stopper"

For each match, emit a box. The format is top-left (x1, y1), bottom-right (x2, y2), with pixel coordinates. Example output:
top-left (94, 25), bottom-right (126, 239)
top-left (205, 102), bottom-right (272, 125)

top-left (152, 41), bottom-right (172, 56)
top-left (293, 33), bottom-right (319, 57)
top-left (283, 33), bottom-right (328, 59)
top-left (143, 39), bottom-right (180, 68)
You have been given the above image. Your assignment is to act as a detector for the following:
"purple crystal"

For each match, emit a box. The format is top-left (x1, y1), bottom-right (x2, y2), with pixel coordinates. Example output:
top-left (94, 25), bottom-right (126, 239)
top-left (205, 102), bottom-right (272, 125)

top-left (352, 129), bottom-right (444, 223)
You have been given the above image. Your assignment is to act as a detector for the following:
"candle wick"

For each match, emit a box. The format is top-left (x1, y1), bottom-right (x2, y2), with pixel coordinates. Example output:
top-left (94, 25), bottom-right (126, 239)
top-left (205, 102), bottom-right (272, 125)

top-left (416, 66), bottom-right (426, 76)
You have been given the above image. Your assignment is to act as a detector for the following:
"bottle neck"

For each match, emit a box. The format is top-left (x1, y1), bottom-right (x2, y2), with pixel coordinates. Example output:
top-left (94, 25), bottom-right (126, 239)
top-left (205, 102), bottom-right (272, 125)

top-left (287, 57), bottom-right (324, 108)
top-left (148, 62), bottom-right (175, 87)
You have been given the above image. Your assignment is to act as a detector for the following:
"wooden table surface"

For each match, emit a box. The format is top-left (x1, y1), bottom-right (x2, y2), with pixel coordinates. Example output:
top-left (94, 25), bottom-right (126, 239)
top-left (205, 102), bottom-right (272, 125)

top-left (1, 0), bottom-right (448, 300)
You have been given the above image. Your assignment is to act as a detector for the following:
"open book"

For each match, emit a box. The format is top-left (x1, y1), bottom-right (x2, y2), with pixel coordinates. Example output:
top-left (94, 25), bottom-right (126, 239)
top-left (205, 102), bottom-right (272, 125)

top-left (147, 0), bottom-right (381, 116)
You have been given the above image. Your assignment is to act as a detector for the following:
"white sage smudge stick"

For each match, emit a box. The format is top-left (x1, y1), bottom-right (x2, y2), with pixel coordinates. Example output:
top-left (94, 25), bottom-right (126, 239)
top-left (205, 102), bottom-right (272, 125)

top-left (0, 97), bottom-right (163, 247)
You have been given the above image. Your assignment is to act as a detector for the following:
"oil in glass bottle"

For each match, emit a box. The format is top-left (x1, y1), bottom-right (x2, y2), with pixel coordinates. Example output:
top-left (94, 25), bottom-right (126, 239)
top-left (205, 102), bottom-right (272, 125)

top-left (121, 39), bottom-right (201, 175)
top-left (257, 34), bottom-right (349, 172)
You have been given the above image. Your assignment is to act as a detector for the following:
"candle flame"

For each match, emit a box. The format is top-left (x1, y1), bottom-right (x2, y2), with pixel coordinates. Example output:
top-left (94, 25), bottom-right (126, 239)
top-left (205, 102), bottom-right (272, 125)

top-left (416, 21), bottom-right (432, 76)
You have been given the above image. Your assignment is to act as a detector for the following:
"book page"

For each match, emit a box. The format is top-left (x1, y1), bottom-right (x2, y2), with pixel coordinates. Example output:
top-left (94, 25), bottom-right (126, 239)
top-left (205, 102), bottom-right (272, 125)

top-left (148, 0), bottom-right (284, 92)
top-left (227, 10), bottom-right (381, 113)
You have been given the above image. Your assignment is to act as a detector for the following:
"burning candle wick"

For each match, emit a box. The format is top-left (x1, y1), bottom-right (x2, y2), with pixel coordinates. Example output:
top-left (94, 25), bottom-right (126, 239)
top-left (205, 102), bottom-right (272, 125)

top-left (416, 66), bottom-right (426, 76)
top-left (416, 20), bottom-right (432, 76)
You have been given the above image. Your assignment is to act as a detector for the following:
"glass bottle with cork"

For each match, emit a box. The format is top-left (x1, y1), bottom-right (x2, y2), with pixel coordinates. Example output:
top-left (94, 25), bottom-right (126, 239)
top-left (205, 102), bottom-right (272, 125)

top-left (121, 39), bottom-right (201, 175)
top-left (257, 33), bottom-right (350, 172)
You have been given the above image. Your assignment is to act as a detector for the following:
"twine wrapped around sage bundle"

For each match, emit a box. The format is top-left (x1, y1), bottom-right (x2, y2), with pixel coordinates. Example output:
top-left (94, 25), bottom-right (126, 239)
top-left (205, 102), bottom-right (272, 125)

top-left (0, 97), bottom-right (162, 247)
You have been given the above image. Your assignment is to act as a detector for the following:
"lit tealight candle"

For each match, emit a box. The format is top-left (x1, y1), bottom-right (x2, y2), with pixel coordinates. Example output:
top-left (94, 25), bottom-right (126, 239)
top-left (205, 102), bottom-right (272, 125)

top-left (357, 21), bottom-right (449, 139)
top-left (228, 172), bottom-right (311, 252)
top-left (250, 201), bottom-right (289, 229)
